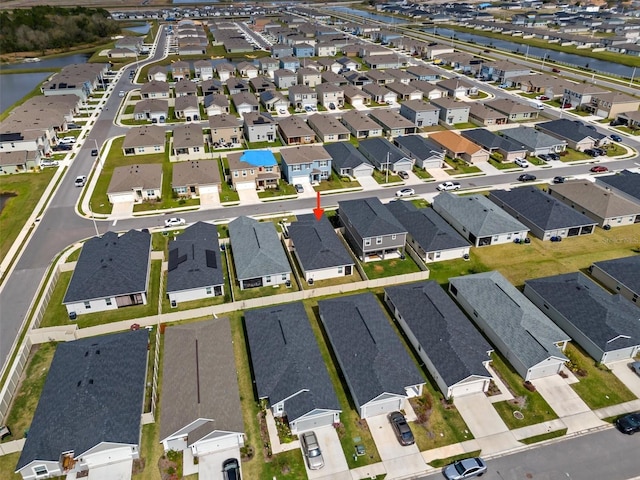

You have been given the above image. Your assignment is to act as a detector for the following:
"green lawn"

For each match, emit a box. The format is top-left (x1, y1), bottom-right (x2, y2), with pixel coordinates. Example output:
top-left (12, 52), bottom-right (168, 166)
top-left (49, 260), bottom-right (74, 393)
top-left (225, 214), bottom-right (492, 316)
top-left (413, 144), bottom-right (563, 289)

top-left (314, 172), bottom-right (361, 191)
top-left (0, 452), bottom-right (22, 479)
top-left (0, 169), bottom-right (56, 260)
top-left (559, 149), bottom-right (591, 162)
top-left (565, 343), bottom-right (637, 409)
top-left (428, 450), bottom-right (482, 468)
top-left (603, 143), bottom-right (627, 157)
top-left (425, 254), bottom-right (490, 285)
top-left (520, 428), bottom-right (567, 445)
top-left (410, 198), bottom-right (430, 209)
top-left (219, 158), bottom-right (240, 203)
top-left (452, 122), bottom-right (477, 130)
top-left (614, 126), bottom-right (640, 136)
top-left (39, 261), bottom-right (162, 328)
top-left (257, 180), bottom-right (297, 199)
top-left (467, 90), bottom-right (489, 99)
top-left (372, 168), bottom-right (402, 185)
top-left (361, 255), bottom-right (421, 280)
top-left (443, 157), bottom-right (482, 175)
top-left (412, 167), bottom-right (433, 180)
top-left (489, 158), bottom-right (518, 170)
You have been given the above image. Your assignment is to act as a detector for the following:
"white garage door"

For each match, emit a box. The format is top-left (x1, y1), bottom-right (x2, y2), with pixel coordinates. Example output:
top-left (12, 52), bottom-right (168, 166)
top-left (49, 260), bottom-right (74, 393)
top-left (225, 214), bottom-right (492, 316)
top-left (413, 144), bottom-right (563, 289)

top-left (528, 361), bottom-right (563, 380)
top-left (109, 192), bottom-right (135, 203)
top-left (603, 347), bottom-right (636, 363)
top-left (293, 412), bottom-right (336, 434)
top-left (362, 396), bottom-right (403, 418)
top-left (353, 166), bottom-right (372, 178)
top-left (234, 181), bottom-right (255, 191)
top-left (199, 185), bottom-right (219, 194)
top-left (449, 379), bottom-right (487, 398)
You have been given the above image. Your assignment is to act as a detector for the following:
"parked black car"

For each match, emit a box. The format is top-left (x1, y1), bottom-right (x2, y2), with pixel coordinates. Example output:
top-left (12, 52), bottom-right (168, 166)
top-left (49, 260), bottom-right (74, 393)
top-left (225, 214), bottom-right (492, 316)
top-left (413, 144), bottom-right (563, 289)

top-left (222, 458), bottom-right (241, 480)
top-left (548, 153), bottom-right (560, 161)
top-left (517, 174), bottom-right (536, 182)
top-left (615, 412), bottom-right (640, 435)
top-left (552, 176), bottom-right (565, 184)
top-left (388, 411), bottom-right (414, 446)
top-left (584, 149), bottom-right (598, 157)
top-left (537, 154), bottom-right (550, 162)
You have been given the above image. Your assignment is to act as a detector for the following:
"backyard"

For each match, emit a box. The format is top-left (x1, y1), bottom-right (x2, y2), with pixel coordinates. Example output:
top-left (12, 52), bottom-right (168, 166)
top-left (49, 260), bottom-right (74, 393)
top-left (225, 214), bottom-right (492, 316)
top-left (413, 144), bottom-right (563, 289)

top-left (361, 255), bottom-right (422, 279)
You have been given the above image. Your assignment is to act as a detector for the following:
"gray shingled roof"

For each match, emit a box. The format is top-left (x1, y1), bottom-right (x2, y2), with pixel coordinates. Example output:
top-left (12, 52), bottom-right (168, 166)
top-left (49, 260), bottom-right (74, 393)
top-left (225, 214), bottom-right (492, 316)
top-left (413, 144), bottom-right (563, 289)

top-left (433, 192), bottom-right (529, 237)
top-left (385, 281), bottom-right (492, 386)
top-left (501, 126), bottom-right (566, 150)
top-left (525, 273), bottom-right (640, 354)
top-left (537, 119), bottom-right (606, 143)
top-left (323, 141), bottom-right (373, 171)
top-left (488, 188), bottom-right (596, 231)
top-left (338, 197), bottom-right (406, 238)
top-left (386, 201), bottom-right (469, 252)
top-left (318, 293), bottom-right (424, 410)
top-left (63, 230), bottom-right (151, 304)
top-left (592, 256), bottom-right (640, 296)
top-left (166, 222), bottom-right (224, 294)
top-left (449, 271), bottom-right (569, 370)
top-left (228, 216), bottom-right (291, 280)
top-left (461, 128), bottom-right (527, 153)
top-left (596, 170), bottom-right (640, 205)
top-left (394, 135), bottom-right (444, 160)
top-left (358, 137), bottom-right (409, 169)
top-left (17, 330), bottom-right (148, 469)
top-left (288, 214), bottom-right (354, 272)
top-left (244, 302), bottom-right (340, 422)
top-left (159, 318), bottom-right (244, 444)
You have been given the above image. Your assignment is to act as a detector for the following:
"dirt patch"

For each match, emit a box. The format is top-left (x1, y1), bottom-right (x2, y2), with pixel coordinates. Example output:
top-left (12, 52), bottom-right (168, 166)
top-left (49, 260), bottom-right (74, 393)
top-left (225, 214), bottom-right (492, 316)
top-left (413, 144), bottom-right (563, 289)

top-left (257, 411), bottom-right (273, 461)
top-left (131, 458), bottom-right (145, 476)
top-left (372, 265), bottom-right (384, 273)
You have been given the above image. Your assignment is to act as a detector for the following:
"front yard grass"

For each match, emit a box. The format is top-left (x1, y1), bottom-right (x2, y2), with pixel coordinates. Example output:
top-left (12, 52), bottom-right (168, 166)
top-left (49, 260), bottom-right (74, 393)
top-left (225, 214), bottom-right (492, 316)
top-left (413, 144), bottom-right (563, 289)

top-left (412, 167), bottom-right (433, 180)
top-left (361, 255), bottom-right (421, 280)
top-left (452, 122), bottom-right (477, 130)
top-left (410, 198), bottom-right (430, 209)
top-left (443, 157), bottom-right (482, 175)
top-left (428, 450), bottom-right (482, 468)
top-left (520, 428), bottom-right (567, 445)
top-left (0, 452), bottom-right (22, 479)
top-left (257, 180), bottom-right (297, 199)
top-left (219, 158), bottom-right (240, 203)
top-left (603, 143), bottom-right (627, 157)
top-left (372, 168), bottom-right (402, 185)
top-left (314, 172), bottom-right (361, 192)
top-left (614, 125), bottom-right (640, 136)
top-left (490, 353), bottom-right (559, 429)
top-left (565, 343), bottom-right (637, 409)
top-left (559, 149), bottom-right (591, 162)
top-left (489, 158), bottom-right (518, 170)
top-left (39, 260), bottom-right (162, 329)
top-left (0, 169), bottom-right (56, 260)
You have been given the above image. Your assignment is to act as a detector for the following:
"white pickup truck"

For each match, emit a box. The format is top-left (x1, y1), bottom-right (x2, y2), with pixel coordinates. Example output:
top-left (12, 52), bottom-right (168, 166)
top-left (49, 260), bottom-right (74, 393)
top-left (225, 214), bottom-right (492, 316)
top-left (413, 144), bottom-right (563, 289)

top-left (436, 181), bottom-right (461, 191)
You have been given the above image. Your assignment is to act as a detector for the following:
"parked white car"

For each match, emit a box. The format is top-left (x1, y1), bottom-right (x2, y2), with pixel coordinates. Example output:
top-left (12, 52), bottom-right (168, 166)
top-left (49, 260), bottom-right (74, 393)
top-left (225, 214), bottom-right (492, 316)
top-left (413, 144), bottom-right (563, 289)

top-left (164, 217), bottom-right (186, 228)
top-left (59, 136), bottom-right (76, 144)
top-left (437, 181), bottom-right (461, 191)
top-left (395, 188), bottom-right (415, 198)
top-left (40, 160), bottom-right (59, 168)
top-left (514, 158), bottom-right (530, 168)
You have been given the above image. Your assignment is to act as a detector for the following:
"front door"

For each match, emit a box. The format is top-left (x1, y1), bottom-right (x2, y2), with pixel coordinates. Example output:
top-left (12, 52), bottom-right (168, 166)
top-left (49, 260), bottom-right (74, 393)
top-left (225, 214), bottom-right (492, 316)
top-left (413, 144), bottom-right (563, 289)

top-left (345, 265), bottom-right (352, 275)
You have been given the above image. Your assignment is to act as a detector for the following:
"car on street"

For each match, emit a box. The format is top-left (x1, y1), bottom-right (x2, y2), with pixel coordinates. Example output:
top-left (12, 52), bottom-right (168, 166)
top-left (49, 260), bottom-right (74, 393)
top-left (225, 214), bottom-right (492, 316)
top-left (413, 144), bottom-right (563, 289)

top-left (437, 181), bottom-right (461, 191)
top-left (91, 149), bottom-right (99, 156)
top-left (40, 160), bottom-right (59, 168)
top-left (388, 411), bottom-right (414, 446)
top-left (294, 184), bottom-right (304, 194)
top-left (610, 134), bottom-right (622, 142)
top-left (514, 157), bottom-right (529, 168)
top-left (630, 361), bottom-right (640, 377)
top-left (535, 95), bottom-right (550, 101)
top-left (397, 170), bottom-right (409, 180)
top-left (443, 457), bottom-right (488, 479)
top-left (395, 188), bottom-right (415, 197)
top-left (74, 175), bottom-right (87, 187)
top-left (615, 412), bottom-right (640, 435)
top-left (222, 458), bottom-right (241, 480)
top-left (552, 68), bottom-right (561, 73)
top-left (278, 108), bottom-right (287, 114)
top-left (300, 431), bottom-right (324, 470)
top-left (119, 90), bottom-right (125, 98)
top-left (164, 217), bottom-right (186, 228)
top-left (590, 165), bottom-right (608, 173)
top-left (552, 176), bottom-right (565, 184)
top-left (517, 174), bottom-right (536, 182)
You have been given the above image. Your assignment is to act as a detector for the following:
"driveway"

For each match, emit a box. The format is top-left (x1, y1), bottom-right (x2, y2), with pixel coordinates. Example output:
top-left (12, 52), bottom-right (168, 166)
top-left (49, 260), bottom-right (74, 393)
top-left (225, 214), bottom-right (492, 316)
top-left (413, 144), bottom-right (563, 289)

top-left (455, 392), bottom-right (510, 437)
top-left (87, 459), bottom-right (132, 480)
top-left (236, 187), bottom-right (260, 205)
top-left (198, 448), bottom-right (242, 480)
top-left (304, 426), bottom-right (350, 480)
top-left (355, 174), bottom-right (380, 191)
top-left (297, 182), bottom-right (317, 199)
top-left (110, 200), bottom-right (134, 218)
top-left (367, 414), bottom-right (428, 479)
top-left (608, 360), bottom-right (640, 398)
top-left (532, 374), bottom-right (591, 417)
top-left (200, 192), bottom-right (220, 208)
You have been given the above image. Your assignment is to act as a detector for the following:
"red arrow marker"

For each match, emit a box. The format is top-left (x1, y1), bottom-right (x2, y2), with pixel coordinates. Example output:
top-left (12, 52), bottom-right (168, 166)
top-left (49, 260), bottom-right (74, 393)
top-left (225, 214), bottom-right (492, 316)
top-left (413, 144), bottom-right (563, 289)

top-left (313, 191), bottom-right (324, 221)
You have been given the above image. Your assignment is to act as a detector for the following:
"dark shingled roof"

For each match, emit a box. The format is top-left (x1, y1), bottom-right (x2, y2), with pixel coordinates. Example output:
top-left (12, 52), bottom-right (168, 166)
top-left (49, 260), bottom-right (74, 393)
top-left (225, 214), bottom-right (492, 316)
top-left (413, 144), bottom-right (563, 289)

top-left (338, 197), bottom-right (406, 238)
top-left (288, 214), bottom-right (354, 272)
top-left (385, 281), bottom-right (492, 386)
top-left (386, 201), bottom-right (469, 253)
top-left (461, 128), bottom-right (527, 153)
top-left (17, 330), bottom-right (148, 469)
top-left (323, 141), bottom-right (373, 171)
top-left (525, 272), bottom-right (640, 354)
top-left (63, 230), bottom-right (151, 304)
top-left (166, 222), bottom-right (224, 294)
top-left (592, 256), bottom-right (640, 297)
top-left (244, 302), bottom-right (340, 422)
top-left (537, 119), bottom-right (606, 143)
top-left (318, 293), bottom-right (424, 411)
top-left (596, 170), bottom-right (640, 205)
top-left (394, 135), bottom-right (444, 160)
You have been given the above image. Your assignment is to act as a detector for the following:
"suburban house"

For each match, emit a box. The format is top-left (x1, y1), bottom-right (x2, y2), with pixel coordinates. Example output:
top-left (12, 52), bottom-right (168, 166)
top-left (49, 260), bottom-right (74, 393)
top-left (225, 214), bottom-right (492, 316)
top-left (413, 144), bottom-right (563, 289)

top-left (174, 96), bottom-right (200, 122)
top-left (288, 214), bottom-right (355, 283)
top-left (433, 192), bottom-right (529, 247)
top-left (231, 92), bottom-right (260, 117)
top-left (386, 82), bottom-right (423, 101)
top-left (244, 302), bottom-right (341, 433)
top-left (259, 90), bottom-right (289, 113)
top-left (368, 109), bottom-right (418, 137)
top-left (430, 97), bottom-right (470, 125)
top-left (318, 293), bottom-right (425, 418)
top-left (279, 144), bottom-right (332, 184)
top-left (480, 60), bottom-right (530, 83)
top-left (362, 83), bottom-right (398, 105)
top-left (562, 83), bottom-right (609, 108)
top-left (171, 160), bottom-right (221, 199)
top-left (324, 141), bottom-right (374, 179)
top-left (208, 114), bottom-right (242, 147)
top-left (148, 66), bottom-right (168, 82)
top-left (338, 197), bottom-right (407, 261)
top-left (501, 126), bottom-right (567, 156)
top-left (170, 61), bottom-right (191, 81)
top-left (288, 85), bottom-right (317, 110)
top-left (406, 64), bottom-right (441, 81)
top-left (249, 76), bottom-right (276, 94)
top-left (394, 134), bottom-right (445, 169)
top-left (63, 229), bottom-right (151, 317)
top-left (277, 116), bottom-right (316, 145)
top-left (226, 150), bottom-right (280, 191)
top-left (166, 222), bottom-right (225, 306)
top-left (337, 56), bottom-right (360, 72)
top-left (273, 68), bottom-right (298, 89)
top-left (384, 281), bottom-right (493, 399)
top-left (297, 67), bottom-right (322, 87)
top-left (488, 187), bottom-right (597, 240)
top-left (258, 57), bottom-right (280, 77)
top-left (410, 80), bottom-right (445, 100)
top-left (460, 129), bottom-right (528, 162)
top-left (322, 70), bottom-right (349, 86)
top-left (174, 79), bottom-right (198, 97)
top-left (586, 91), bottom-right (640, 119)
top-left (343, 84), bottom-right (372, 108)
top-left (428, 131), bottom-right (490, 164)
top-left (215, 62), bottom-right (236, 82)
top-left (536, 119), bottom-right (607, 151)
top-left (122, 125), bottom-right (166, 155)
top-left (204, 94), bottom-right (230, 117)
top-left (201, 79), bottom-right (224, 96)
top-left (159, 319), bottom-right (245, 476)
top-left (548, 180), bottom-right (640, 228)
top-left (365, 69), bottom-right (394, 85)
top-left (436, 77), bottom-right (478, 98)
top-left (468, 102), bottom-right (508, 126)
top-left (340, 110), bottom-right (383, 139)
top-left (386, 201), bottom-right (470, 263)
top-left (237, 61), bottom-right (259, 79)
top-left (524, 272), bottom-right (640, 363)
top-left (0, 151), bottom-right (40, 174)
top-left (590, 256), bottom-right (640, 305)
top-left (107, 164), bottom-right (163, 205)
top-left (140, 80), bottom-right (171, 99)
top-left (228, 216), bottom-right (291, 290)
top-left (307, 114), bottom-right (351, 143)
top-left (315, 82), bottom-right (345, 108)
top-left (15, 330), bottom-right (148, 480)
top-left (242, 111), bottom-right (277, 144)
top-left (449, 271), bottom-right (570, 381)
top-left (595, 170), bottom-right (640, 206)
top-left (399, 99), bottom-right (440, 127)
top-left (194, 60), bottom-right (214, 80)
top-left (171, 123), bottom-right (204, 161)
top-left (358, 137), bottom-right (415, 173)
top-left (271, 44), bottom-right (293, 58)
top-left (226, 78), bottom-right (250, 95)
top-left (485, 99), bottom-right (540, 121)
top-left (424, 43), bottom-right (454, 60)
top-left (133, 99), bottom-right (168, 123)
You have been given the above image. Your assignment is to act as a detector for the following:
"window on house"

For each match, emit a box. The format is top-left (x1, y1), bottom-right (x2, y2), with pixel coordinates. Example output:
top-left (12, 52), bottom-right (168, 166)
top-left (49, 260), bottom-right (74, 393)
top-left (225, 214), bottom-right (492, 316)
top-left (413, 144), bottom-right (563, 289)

top-left (194, 146), bottom-right (200, 152)
top-left (376, 236), bottom-right (382, 245)
top-left (233, 171), bottom-right (238, 177)
top-left (292, 164), bottom-right (301, 171)
top-left (282, 274), bottom-right (287, 280)
top-left (266, 275), bottom-right (271, 283)
top-left (319, 161), bottom-right (328, 167)
top-left (84, 301), bottom-right (91, 309)
top-left (105, 298), bottom-right (112, 306)
top-left (391, 234), bottom-right (397, 240)
top-left (206, 287), bottom-right (212, 294)
top-left (33, 466), bottom-right (48, 476)
top-left (242, 170), bottom-right (247, 177)
top-left (146, 190), bottom-right (155, 196)
top-left (364, 238), bottom-right (371, 246)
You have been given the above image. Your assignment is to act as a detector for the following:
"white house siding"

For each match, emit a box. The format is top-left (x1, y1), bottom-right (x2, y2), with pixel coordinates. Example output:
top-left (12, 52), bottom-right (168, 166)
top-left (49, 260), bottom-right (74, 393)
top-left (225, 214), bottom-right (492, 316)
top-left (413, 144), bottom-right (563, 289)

top-left (603, 347), bottom-right (639, 364)
top-left (163, 436), bottom-right (188, 453)
top-left (353, 165), bottom-right (374, 178)
top-left (290, 409), bottom-right (340, 434)
top-left (418, 157), bottom-right (444, 170)
top-left (109, 192), bottom-right (136, 204)
top-left (361, 393), bottom-right (405, 418)
top-left (191, 432), bottom-right (244, 457)
top-left (300, 263), bottom-right (351, 282)
top-left (603, 215), bottom-right (638, 229)
top-left (83, 443), bottom-right (139, 469)
top-left (65, 297), bottom-right (119, 316)
top-left (425, 246), bottom-right (470, 263)
top-left (449, 376), bottom-right (491, 399)
top-left (589, 266), bottom-right (639, 305)
top-left (19, 461), bottom-right (62, 480)
top-left (390, 158), bottom-right (414, 173)
top-left (198, 184), bottom-right (219, 195)
top-left (234, 181), bottom-right (257, 191)
top-left (168, 285), bottom-right (224, 305)
top-left (527, 358), bottom-right (565, 380)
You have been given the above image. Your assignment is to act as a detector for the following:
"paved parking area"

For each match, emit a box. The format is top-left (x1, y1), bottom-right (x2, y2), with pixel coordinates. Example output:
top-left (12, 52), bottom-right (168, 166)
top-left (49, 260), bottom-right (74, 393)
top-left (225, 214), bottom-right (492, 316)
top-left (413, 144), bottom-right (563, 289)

top-left (200, 192), bottom-right (220, 208)
top-left (455, 392), bottom-right (509, 437)
top-left (609, 360), bottom-right (640, 398)
top-left (533, 374), bottom-right (591, 417)
top-left (236, 187), bottom-right (260, 205)
top-left (110, 201), bottom-right (134, 218)
top-left (304, 426), bottom-right (350, 480)
top-left (87, 459), bottom-right (132, 480)
top-left (198, 448), bottom-right (242, 480)
top-left (355, 175), bottom-right (379, 191)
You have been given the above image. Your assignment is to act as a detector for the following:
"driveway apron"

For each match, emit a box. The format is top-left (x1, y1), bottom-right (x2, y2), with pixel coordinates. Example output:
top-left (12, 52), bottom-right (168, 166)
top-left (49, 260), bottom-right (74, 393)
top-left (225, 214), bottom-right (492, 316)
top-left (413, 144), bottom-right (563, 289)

top-left (305, 426), bottom-right (350, 480)
top-left (455, 392), bottom-right (510, 437)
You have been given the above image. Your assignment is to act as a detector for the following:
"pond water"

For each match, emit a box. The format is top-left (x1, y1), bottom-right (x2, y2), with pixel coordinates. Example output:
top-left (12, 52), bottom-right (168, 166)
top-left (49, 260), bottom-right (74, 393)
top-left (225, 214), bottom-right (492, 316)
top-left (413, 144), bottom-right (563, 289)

top-left (124, 24), bottom-right (151, 35)
top-left (327, 6), bottom-right (408, 25)
top-left (0, 72), bottom-right (53, 114)
top-left (0, 193), bottom-right (17, 214)
top-left (2, 52), bottom-right (91, 70)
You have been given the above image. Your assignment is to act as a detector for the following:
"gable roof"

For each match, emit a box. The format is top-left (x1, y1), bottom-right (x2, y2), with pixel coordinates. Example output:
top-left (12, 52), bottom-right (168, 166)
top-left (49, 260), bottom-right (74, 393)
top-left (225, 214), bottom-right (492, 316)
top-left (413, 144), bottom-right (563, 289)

top-left (358, 137), bottom-right (410, 167)
top-left (288, 214), bottom-right (354, 271)
top-left (160, 318), bottom-right (244, 444)
top-left (525, 272), bottom-right (640, 353)
top-left (434, 192), bottom-right (528, 236)
top-left (386, 201), bottom-right (470, 252)
top-left (385, 281), bottom-right (492, 386)
top-left (244, 302), bottom-right (340, 421)
top-left (461, 128), bottom-right (527, 153)
top-left (323, 141), bottom-right (373, 171)
top-left (17, 330), bottom-right (148, 469)
top-left (166, 222), bottom-right (224, 294)
top-left (339, 197), bottom-right (406, 237)
top-left (501, 126), bottom-right (566, 149)
top-left (228, 216), bottom-right (290, 280)
top-left (449, 271), bottom-right (569, 369)
top-left (592, 256), bottom-right (640, 296)
top-left (318, 293), bottom-right (425, 409)
top-left (108, 164), bottom-right (163, 194)
top-left (596, 170), bottom-right (640, 205)
top-left (122, 125), bottom-right (166, 149)
top-left (394, 135), bottom-right (444, 160)
top-left (63, 230), bottom-right (151, 303)
top-left (549, 180), bottom-right (640, 218)
top-left (537, 119), bottom-right (606, 143)
top-left (488, 187), bottom-right (596, 231)
top-left (429, 131), bottom-right (483, 156)
top-left (172, 160), bottom-right (221, 187)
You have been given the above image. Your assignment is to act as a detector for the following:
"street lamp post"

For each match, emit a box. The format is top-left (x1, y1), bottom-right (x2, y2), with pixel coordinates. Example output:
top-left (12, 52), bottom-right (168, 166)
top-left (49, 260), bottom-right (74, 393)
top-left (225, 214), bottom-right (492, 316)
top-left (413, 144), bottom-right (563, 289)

top-left (541, 54), bottom-right (548, 71)
top-left (630, 67), bottom-right (636, 87)
top-left (89, 201), bottom-right (100, 238)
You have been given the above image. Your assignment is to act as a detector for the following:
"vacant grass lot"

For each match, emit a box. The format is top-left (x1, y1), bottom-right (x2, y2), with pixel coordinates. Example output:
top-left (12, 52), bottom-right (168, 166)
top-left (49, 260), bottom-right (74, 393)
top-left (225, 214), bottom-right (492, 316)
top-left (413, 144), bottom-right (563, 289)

top-left (361, 255), bottom-right (421, 279)
top-left (0, 169), bottom-right (56, 260)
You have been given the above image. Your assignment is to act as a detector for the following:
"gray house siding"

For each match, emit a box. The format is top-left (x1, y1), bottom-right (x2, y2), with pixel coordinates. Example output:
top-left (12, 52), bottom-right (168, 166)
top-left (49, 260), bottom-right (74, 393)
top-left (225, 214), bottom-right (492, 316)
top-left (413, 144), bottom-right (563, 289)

top-left (342, 221), bottom-right (406, 261)
top-left (590, 263), bottom-right (640, 306)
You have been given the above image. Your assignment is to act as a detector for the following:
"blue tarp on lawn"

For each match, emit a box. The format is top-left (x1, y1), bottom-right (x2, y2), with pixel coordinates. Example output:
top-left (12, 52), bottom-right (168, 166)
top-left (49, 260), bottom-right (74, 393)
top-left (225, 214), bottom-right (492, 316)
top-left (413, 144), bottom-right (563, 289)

top-left (240, 150), bottom-right (277, 167)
